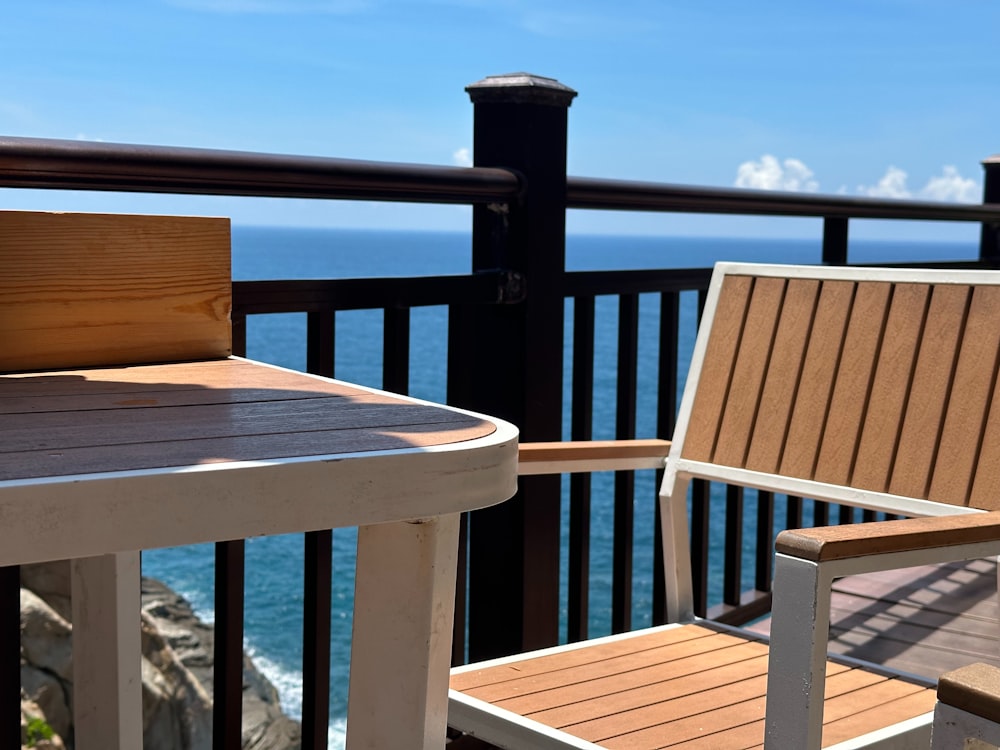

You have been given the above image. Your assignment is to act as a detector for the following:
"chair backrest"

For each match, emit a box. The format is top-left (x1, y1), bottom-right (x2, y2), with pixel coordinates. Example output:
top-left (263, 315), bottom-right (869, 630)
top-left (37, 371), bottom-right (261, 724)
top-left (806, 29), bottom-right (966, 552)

top-left (670, 262), bottom-right (1000, 514)
top-left (0, 210), bottom-right (231, 372)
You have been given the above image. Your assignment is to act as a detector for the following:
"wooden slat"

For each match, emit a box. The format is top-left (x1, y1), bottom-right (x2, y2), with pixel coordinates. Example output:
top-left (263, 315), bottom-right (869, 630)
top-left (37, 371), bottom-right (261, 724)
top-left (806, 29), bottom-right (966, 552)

top-left (746, 278), bottom-right (819, 473)
top-left (814, 281), bottom-right (892, 486)
top-left (852, 283), bottom-right (930, 493)
top-left (683, 275), bottom-right (752, 462)
top-left (576, 674), bottom-right (769, 744)
top-left (526, 650), bottom-right (771, 728)
top-left (780, 279), bottom-right (854, 480)
top-left (889, 284), bottom-right (970, 500)
top-left (970, 374), bottom-right (1000, 510)
top-left (596, 693), bottom-right (767, 749)
top-left (463, 631), bottom-right (747, 704)
top-left (821, 687), bottom-right (935, 747)
top-left (0, 396), bottom-right (473, 451)
top-left (0, 359), bottom-right (495, 480)
top-left (0, 421), bottom-right (493, 480)
top-left (715, 670), bottom-right (897, 750)
top-left (450, 625), bottom-right (719, 692)
top-left (0, 210), bottom-right (232, 371)
top-left (713, 277), bottom-right (786, 468)
top-left (930, 285), bottom-right (1000, 506)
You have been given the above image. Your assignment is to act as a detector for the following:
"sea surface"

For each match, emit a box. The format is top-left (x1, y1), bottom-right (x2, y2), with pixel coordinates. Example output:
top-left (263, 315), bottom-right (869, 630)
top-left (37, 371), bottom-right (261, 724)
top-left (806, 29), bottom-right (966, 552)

top-left (141, 226), bottom-right (979, 746)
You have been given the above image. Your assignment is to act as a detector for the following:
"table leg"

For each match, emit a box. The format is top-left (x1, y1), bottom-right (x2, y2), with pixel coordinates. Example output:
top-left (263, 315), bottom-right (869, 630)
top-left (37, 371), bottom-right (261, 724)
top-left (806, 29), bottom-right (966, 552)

top-left (71, 551), bottom-right (142, 750)
top-left (347, 514), bottom-right (461, 749)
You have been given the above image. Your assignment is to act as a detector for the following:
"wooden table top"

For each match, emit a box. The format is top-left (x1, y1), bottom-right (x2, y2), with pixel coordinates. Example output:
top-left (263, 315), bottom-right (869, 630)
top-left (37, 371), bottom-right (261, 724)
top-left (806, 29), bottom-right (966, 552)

top-left (0, 357), bottom-right (517, 566)
top-left (0, 357), bottom-right (497, 482)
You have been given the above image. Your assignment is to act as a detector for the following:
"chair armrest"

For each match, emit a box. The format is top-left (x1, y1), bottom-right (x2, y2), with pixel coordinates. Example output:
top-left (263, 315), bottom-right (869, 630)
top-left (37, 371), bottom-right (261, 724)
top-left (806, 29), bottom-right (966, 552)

top-left (938, 663), bottom-right (1000, 722)
top-left (517, 439), bottom-right (671, 475)
top-left (775, 510), bottom-right (1000, 563)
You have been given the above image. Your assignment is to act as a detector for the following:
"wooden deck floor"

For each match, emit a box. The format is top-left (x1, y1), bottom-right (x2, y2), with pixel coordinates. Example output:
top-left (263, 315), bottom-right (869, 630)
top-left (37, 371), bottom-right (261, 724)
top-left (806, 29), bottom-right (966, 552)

top-left (748, 557), bottom-right (1000, 680)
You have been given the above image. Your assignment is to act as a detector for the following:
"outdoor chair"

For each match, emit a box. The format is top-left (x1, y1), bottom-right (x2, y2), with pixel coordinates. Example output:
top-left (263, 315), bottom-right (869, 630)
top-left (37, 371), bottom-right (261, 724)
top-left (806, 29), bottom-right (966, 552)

top-left (450, 261), bottom-right (1000, 749)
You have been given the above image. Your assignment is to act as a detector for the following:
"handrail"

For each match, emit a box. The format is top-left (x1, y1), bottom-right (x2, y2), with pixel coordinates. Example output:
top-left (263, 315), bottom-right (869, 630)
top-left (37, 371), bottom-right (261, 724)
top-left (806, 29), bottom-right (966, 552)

top-left (568, 176), bottom-right (1000, 223)
top-left (0, 135), bottom-right (520, 204)
top-left (4, 135), bottom-right (1000, 225)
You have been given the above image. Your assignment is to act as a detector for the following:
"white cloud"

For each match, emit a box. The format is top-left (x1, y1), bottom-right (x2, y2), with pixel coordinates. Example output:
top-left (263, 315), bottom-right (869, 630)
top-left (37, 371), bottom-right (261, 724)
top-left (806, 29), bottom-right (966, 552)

top-left (452, 147), bottom-right (472, 167)
top-left (165, 0), bottom-right (370, 13)
top-left (919, 165), bottom-right (979, 203)
top-left (734, 154), bottom-right (819, 192)
top-left (857, 165), bottom-right (980, 202)
top-left (857, 166), bottom-right (911, 198)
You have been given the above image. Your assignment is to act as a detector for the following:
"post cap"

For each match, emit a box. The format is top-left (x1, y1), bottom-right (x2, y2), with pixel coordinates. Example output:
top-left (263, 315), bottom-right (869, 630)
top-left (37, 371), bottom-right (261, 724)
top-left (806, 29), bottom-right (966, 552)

top-left (466, 73), bottom-right (578, 107)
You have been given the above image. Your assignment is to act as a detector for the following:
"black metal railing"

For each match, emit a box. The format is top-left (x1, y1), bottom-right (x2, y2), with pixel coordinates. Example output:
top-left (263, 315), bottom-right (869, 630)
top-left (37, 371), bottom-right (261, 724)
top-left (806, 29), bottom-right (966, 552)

top-left (3, 72), bottom-right (1000, 750)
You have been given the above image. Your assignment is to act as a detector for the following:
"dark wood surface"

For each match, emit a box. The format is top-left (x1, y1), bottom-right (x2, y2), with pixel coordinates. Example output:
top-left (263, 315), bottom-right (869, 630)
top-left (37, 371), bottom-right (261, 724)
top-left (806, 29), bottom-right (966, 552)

top-left (0, 357), bottom-right (495, 481)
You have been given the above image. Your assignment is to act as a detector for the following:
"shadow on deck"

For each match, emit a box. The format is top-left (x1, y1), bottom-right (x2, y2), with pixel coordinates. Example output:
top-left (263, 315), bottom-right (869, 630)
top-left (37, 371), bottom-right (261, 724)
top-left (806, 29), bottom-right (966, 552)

top-left (749, 558), bottom-right (1000, 680)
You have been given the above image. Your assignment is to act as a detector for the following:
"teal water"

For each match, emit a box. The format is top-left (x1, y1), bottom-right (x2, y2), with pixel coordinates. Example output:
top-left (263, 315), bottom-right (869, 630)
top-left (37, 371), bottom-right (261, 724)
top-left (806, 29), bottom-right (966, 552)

top-left (141, 227), bottom-right (978, 745)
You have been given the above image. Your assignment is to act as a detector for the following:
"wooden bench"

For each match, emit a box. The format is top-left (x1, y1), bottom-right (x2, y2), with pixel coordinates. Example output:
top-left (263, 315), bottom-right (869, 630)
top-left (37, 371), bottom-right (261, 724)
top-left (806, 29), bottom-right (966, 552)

top-left (450, 261), bottom-right (1000, 749)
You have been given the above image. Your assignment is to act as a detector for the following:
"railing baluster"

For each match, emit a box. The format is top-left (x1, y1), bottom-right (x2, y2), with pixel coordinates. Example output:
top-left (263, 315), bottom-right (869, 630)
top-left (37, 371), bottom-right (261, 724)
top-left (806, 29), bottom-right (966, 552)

top-left (823, 216), bottom-right (849, 265)
top-left (302, 305), bottom-right (336, 747)
top-left (723, 485), bottom-right (744, 606)
top-left (2, 565), bottom-right (18, 749)
top-left (307, 309), bottom-right (335, 378)
top-left (755, 491), bottom-right (775, 593)
top-left (813, 500), bottom-right (831, 527)
top-left (652, 291), bottom-right (680, 626)
top-left (612, 294), bottom-right (639, 634)
top-left (690, 479), bottom-right (711, 618)
top-left (786, 495), bottom-right (804, 529)
top-left (213, 540), bottom-right (245, 750)
top-left (568, 296), bottom-right (595, 642)
top-left (302, 530), bottom-right (332, 750)
top-left (382, 306), bottom-right (410, 395)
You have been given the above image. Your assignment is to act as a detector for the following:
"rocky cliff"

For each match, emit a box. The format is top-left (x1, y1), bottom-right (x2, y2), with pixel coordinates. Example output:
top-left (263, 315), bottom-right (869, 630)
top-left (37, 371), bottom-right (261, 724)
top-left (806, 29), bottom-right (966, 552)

top-left (19, 562), bottom-right (301, 750)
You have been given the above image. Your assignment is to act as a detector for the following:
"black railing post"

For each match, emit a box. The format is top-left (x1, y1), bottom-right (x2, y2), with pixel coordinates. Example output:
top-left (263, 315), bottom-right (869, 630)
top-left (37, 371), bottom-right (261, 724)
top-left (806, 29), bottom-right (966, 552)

top-left (451, 73), bottom-right (577, 661)
top-left (981, 155), bottom-right (1000, 267)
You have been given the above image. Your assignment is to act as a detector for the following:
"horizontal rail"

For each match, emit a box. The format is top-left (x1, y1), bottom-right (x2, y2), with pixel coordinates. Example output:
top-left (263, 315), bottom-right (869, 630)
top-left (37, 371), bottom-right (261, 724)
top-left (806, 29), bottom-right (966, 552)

top-left (0, 135), bottom-right (520, 204)
top-left (4, 136), bottom-right (999, 226)
top-left (232, 270), bottom-right (523, 315)
top-left (568, 176), bottom-right (1000, 223)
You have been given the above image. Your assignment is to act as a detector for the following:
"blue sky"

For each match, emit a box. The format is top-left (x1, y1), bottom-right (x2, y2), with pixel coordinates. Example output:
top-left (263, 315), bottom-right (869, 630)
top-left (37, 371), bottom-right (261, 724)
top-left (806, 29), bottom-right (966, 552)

top-left (2, 0), bottom-right (998, 239)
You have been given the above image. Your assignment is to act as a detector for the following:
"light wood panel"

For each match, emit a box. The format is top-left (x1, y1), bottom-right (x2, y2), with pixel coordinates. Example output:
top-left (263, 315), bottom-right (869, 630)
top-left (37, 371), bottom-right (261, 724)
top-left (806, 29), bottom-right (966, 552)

top-left (0, 210), bottom-right (231, 371)
top-left (683, 275), bottom-right (752, 462)
top-left (682, 273), bottom-right (1000, 509)
top-left (746, 277), bottom-right (820, 473)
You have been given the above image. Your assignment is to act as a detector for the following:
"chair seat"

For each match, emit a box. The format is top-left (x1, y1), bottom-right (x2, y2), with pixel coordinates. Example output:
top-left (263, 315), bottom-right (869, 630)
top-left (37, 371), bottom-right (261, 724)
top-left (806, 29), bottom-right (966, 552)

top-left (450, 622), bottom-right (936, 749)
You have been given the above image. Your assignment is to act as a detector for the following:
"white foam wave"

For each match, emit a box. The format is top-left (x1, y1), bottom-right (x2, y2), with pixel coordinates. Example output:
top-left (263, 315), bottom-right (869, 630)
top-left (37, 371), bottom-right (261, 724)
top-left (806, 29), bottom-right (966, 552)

top-left (245, 643), bottom-right (347, 750)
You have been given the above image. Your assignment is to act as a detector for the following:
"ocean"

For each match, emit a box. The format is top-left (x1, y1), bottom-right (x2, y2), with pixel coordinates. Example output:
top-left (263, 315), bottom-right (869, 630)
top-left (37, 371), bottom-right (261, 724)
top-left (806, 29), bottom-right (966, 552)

top-left (140, 226), bottom-right (980, 746)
